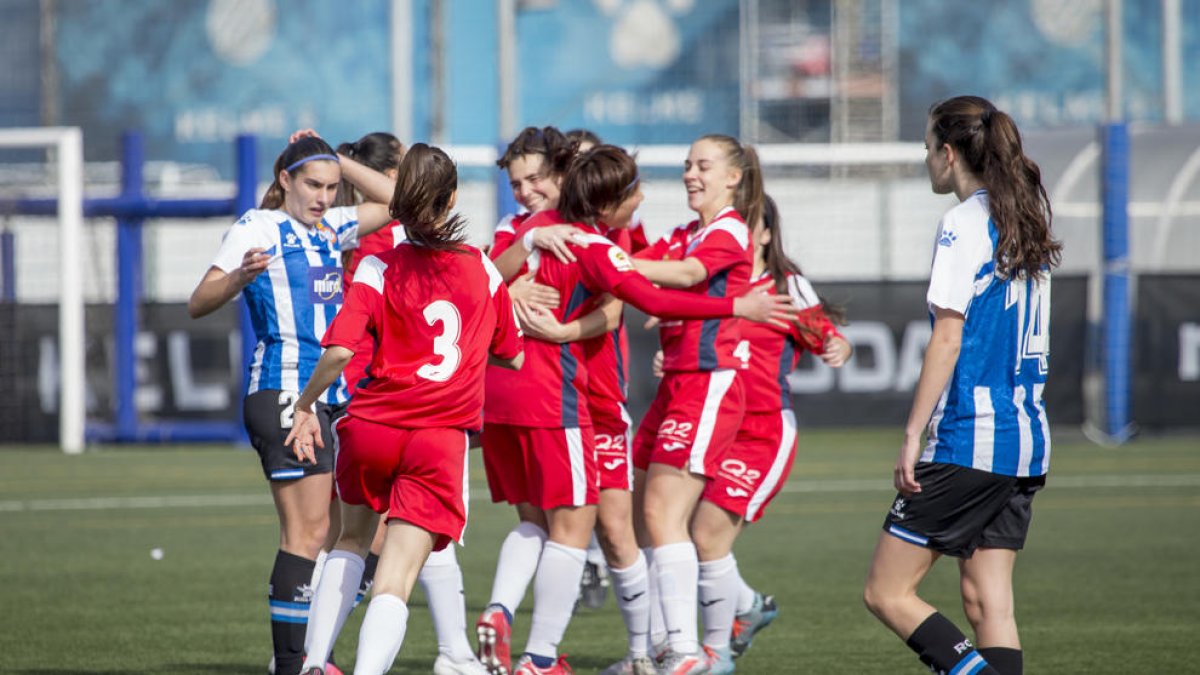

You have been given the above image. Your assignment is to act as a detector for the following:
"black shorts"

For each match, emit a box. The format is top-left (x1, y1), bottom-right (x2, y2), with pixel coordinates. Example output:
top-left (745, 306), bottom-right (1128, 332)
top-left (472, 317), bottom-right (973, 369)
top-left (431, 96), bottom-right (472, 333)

top-left (243, 390), bottom-right (347, 481)
top-left (881, 462), bottom-right (1045, 558)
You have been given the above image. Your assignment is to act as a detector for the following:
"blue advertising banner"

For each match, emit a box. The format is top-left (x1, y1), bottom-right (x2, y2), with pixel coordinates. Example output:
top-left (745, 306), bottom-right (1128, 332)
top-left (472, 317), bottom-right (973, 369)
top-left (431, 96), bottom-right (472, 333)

top-left (54, 0), bottom-right (392, 177)
top-left (898, 0), bottom-right (1200, 137)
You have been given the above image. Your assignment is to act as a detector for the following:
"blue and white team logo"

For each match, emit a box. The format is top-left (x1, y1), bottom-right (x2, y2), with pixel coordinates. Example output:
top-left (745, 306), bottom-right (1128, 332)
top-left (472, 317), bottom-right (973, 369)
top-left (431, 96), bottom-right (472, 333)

top-left (284, 232), bottom-right (302, 248)
top-left (938, 230), bottom-right (958, 247)
top-left (308, 267), bottom-right (343, 304)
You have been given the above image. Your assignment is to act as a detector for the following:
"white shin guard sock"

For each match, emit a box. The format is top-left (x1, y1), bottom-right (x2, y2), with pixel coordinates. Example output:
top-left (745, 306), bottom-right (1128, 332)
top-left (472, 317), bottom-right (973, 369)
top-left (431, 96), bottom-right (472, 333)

top-left (608, 551), bottom-right (650, 657)
top-left (489, 521), bottom-right (548, 614)
top-left (354, 594), bottom-right (410, 675)
top-left (303, 550), bottom-right (365, 669)
top-left (734, 562), bottom-right (757, 615)
top-left (524, 541), bottom-right (587, 658)
top-left (644, 547), bottom-right (667, 650)
top-left (653, 542), bottom-right (700, 655)
top-left (419, 545), bottom-right (475, 661)
top-left (698, 554), bottom-right (739, 650)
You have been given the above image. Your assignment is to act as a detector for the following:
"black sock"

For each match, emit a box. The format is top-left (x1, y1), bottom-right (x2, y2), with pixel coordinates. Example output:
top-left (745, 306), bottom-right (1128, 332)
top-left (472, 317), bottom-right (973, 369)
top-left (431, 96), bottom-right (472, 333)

top-left (268, 550), bottom-right (316, 675)
top-left (905, 612), bottom-right (999, 674)
top-left (979, 647), bottom-right (1022, 675)
top-left (357, 552), bottom-right (380, 605)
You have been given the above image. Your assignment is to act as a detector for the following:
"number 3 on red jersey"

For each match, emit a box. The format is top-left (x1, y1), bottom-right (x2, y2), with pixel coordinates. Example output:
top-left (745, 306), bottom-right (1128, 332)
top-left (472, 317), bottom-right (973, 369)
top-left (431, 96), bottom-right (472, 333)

top-left (417, 300), bottom-right (462, 382)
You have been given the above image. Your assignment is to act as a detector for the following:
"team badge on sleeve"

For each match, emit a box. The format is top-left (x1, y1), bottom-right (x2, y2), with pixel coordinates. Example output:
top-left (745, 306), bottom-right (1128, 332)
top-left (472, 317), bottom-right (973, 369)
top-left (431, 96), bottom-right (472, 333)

top-left (607, 246), bottom-right (634, 272)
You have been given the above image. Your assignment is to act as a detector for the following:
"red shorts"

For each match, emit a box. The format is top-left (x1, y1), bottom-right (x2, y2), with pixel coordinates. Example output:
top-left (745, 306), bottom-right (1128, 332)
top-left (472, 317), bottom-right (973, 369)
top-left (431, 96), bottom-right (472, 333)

top-left (334, 415), bottom-right (469, 551)
top-left (594, 403), bottom-right (633, 491)
top-left (632, 370), bottom-right (745, 477)
top-left (702, 409), bottom-right (797, 522)
top-left (481, 422), bottom-right (598, 510)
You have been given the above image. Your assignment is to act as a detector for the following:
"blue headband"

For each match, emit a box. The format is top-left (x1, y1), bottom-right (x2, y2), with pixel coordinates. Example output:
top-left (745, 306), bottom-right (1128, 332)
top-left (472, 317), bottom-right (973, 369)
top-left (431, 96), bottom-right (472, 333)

top-left (285, 154), bottom-right (339, 173)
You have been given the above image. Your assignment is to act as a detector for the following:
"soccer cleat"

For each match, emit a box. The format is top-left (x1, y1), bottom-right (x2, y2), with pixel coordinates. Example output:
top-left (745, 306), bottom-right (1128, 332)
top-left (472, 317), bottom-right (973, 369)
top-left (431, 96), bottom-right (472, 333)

top-left (434, 653), bottom-right (493, 675)
top-left (701, 645), bottom-right (735, 675)
top-left (299, 669), bottom-right (323, 675)
top-left (656, 650), bottom-right (710, 675)
top-left (476, 604), bottom-right (513, 675)
top-left (649, 639), bottom-right (670, 666)
top-left (599, 653), bottom-right (657, 675)
top-left (512, 654), bottom-right (575, 674)
top-left (579, 560), bottom-right (610, 609)
top-left (729, 593), bottom-right (778, 659)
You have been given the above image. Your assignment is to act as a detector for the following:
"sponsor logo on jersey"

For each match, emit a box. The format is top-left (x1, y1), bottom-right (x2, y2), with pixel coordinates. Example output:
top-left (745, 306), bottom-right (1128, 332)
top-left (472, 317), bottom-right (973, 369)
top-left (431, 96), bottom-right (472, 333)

top-left (308, 267), bottom-right (343, 304)
top-left (314, 219), bottom-right (337, 244)
top-left (284, 232), bottom-right (302, 248)
top-left (607, 245), bottom-right (634, 272)
top-left (938, 230), bottom-right (957, 247)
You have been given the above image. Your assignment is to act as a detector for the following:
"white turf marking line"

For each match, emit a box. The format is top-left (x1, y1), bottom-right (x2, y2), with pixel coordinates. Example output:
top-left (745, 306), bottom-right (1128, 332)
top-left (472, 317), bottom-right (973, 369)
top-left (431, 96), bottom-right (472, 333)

top-left (2, 474), bottom-right (1199, 513)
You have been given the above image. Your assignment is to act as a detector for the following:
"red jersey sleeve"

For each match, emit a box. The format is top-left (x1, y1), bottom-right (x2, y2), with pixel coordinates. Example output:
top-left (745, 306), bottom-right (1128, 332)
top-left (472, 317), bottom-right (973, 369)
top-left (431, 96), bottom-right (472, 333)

top-left (323, 255), bottom-right (386, 351)
top-left (688, 226), bottom-right (749, 276)
top-left (575, 239), bottom-right (736, 320)
top-left (488, 268), bottom-right (524, 360)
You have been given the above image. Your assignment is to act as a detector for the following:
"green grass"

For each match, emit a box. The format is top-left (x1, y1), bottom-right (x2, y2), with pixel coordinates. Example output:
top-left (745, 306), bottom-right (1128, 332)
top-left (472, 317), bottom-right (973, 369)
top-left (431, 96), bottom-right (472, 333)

top-left (1, 430), bottom-right (1198, 674)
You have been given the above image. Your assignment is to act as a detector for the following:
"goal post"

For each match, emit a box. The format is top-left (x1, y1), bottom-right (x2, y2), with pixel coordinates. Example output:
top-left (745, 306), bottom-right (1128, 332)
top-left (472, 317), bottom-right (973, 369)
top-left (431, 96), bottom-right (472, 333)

top-left (0, 127), bottom-right (85, 454)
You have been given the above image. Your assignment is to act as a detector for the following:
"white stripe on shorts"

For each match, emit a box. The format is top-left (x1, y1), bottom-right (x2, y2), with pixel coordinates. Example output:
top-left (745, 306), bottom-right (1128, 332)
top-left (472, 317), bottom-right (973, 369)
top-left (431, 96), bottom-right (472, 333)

top-left (566, 427), bottom-right (587, 505)
top-left (745, 409), bottom-right (797, 521)
top-left (458, 431), bottom-right (470, 544)
top-left (688, 369), bottom-right (737, 475)
top-left (620, 402), bottom-right (634, 488)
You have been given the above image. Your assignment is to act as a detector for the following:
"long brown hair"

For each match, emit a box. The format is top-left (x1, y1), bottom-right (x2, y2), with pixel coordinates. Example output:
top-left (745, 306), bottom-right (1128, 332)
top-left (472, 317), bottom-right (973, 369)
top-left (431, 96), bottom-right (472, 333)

top-left (497, 126), bottom-right (578, 177)
top-left (696, 134), bottom-right (764, 230)
top-left (928, 96), bottom-right (1061, 278)
top-left (759, 194), bottom-right (846, 324)
top-left (260, 136), bottom-right (338, 210)
top-left (335, 132), bottom-right (405, 206)
top-left (390, 143), bottom-right (466, 252)
top-left (558, 145), bottom-right (639, 226)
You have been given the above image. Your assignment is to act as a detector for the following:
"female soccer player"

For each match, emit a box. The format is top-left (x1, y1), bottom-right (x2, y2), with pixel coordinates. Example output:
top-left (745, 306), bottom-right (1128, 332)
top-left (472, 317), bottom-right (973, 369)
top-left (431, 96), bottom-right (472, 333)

top-left (862, 96), bottom-right (1060, 675)
top-left (187, 135), bottom-right (393, 675)
top-left (691, 195), bottom-right (851, 674)
top-left (479, 145), bottom-right (796, 675)
top-left (285, 143), bottom-right (525, 675)
top-left (625, 133), bottom-right (763, 675)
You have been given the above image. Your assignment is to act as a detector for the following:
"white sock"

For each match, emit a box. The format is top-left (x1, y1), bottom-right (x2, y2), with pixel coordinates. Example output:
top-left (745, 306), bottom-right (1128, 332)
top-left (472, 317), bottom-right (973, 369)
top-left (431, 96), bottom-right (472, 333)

top-left (353, 594), bottom-right (409, 675)
top-left (488, 521), bottom-right (548, 614)
top-left (644, 547), bottom-right (667, 650)
top-left (586, 532), bottom-right (606, 566)
top-left (524, 541), bottom-right (587, 659)
top-left (698, 554), bottom-right (739, 650)
top-left (419, 545), bottom-right (475, 662)
top-left (312, 549), bottom-right (329, 588)
top-left (654, 542), bottom-right (700, 655)
top-left (609, 551), bottom-right (650, 657)
top-left (734, 564), bottom-right (756, 615)
top-left (303, 550), bottom-right (365, 669)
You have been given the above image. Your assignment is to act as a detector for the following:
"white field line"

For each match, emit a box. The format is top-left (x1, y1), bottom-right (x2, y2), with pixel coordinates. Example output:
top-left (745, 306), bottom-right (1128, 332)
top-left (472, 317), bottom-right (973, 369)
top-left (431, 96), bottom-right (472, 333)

top-left (2, 474), bottom-right (1199, 513)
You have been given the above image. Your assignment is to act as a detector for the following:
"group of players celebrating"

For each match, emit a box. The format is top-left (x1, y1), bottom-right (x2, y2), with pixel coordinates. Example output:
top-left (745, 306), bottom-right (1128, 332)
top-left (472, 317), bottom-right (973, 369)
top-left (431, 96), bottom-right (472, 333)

top-left (191, 94), bottom-right (1058, 675)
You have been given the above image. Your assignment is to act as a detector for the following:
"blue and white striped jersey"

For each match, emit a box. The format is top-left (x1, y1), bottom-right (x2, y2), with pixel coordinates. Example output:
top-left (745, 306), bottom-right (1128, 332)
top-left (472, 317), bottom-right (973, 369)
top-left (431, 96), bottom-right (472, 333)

top-left (211, 207), bottom-right (361, 404)
top-left (921, 190), bottom-right (1052, 477)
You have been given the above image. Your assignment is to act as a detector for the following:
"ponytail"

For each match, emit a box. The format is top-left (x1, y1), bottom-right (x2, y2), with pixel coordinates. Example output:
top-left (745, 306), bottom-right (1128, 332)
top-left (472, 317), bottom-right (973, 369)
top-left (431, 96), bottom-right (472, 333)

top-left (929, 96), bottom-right (1061, 279)
top-left (390, 143), bottom-right (467, 252)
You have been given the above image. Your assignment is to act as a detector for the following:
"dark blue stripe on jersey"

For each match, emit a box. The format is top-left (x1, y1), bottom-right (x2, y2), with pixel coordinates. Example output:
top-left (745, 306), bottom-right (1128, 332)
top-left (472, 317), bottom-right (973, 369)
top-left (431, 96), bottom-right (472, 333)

top-left (778, 338), bottom-right (796, 410)
top-left (612, 329), bottom-right (627, 393)
top-left (558, 280), bottom-right (592, 426)
top-left (563, 281), bottom-right (593, 318)
top-left (559, 343), bottom-right (580, 427)
top-left (698, 270), bottom-right (728, 370)
top-left (1026, 383), bottom-right (1048, 472)
top-left (244, 275), bottom-right (278, 391)
top-left (282, 222), bottom-right (316, 388)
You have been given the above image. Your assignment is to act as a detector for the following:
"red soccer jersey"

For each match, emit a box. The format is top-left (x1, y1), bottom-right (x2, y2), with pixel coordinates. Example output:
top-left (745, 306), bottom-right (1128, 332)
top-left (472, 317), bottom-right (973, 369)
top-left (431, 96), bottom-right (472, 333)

top-left (344, 222), bottom-right (407, 285)
top-left (647, 206), bottom-right (753, 373)
top-left (741, 272), bottom-right (841, 413)
top-left (583, 225), bottom-right (634, 424)
top-left (324, 243), bottom-right (523, 430)
top-left (484, 218), bottom-right (739, 428)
